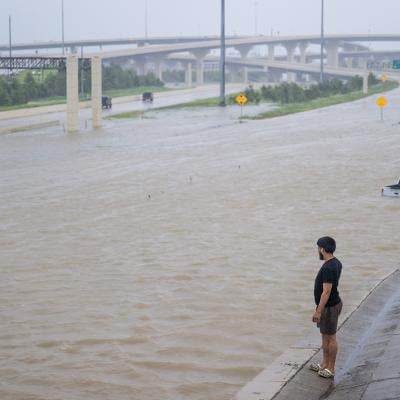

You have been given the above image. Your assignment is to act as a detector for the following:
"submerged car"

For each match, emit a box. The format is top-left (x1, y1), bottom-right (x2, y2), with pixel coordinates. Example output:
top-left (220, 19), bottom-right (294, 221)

top-left (102, 96), bottom-right (112, 109)
top-left (142, 92), bottom-right (154, 103)
top-left (381, 178), bottom-right (400, 197)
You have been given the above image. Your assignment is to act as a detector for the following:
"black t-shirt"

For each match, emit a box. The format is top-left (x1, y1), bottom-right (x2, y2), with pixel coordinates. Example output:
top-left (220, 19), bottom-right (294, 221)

top-left (314, 258), bottom-right (342, 307)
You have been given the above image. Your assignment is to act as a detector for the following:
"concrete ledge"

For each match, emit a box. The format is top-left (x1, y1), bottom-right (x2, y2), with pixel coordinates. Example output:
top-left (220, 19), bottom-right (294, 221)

top-left (234, 348), bottom-right (318, 400)
top-left (0, 102), bottom-right (90, 121)
top-left (0, 120), bottom-right (60, 134)
top-left (234, 268), bottom-right (400, 400)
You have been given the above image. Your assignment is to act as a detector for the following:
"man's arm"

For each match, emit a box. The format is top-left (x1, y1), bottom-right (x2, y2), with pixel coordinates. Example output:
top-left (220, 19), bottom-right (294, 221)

top-left (312, 283), bottom-right (332, 323)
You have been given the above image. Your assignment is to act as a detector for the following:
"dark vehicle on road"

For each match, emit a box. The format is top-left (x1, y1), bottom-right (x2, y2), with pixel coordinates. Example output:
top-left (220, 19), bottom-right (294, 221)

top-left (102, 96), bottom-right (112, 109)
top-left (142, 92), bottom-right (154, 103)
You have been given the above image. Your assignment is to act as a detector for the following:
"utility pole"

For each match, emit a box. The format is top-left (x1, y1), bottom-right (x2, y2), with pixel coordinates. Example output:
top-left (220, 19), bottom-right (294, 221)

top-left (8, 16), bottom-right (12, 75)
top-left (320, 0), bottom-right (325, 83)
top-left (8, 16), bottom-right (12, 58)
top-left (219, 0), bottom-right (226, 106)
top-left (254, 1), bottom-right (258, 36)
top-left (61, 0), bottom-right (65, 55)
top-left (145, 0), bottom-right (148, 39)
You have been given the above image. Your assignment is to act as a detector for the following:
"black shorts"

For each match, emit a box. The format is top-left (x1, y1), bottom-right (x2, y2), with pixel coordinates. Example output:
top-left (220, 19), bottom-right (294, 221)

top-left (318, 301), bottom-right (343, 335)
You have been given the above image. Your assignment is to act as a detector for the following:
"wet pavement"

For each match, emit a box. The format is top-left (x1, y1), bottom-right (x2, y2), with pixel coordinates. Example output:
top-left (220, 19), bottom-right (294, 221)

top-left (0, 84), bottom-right (247, 133)
top-left (236, 269), bottom-right (400, 400)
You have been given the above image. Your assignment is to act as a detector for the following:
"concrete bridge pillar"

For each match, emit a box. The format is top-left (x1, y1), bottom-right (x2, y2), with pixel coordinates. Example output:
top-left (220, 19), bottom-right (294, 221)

top-left (285, 43), bottom-right (297, 82)
top-left (285, 43), bottom-right (297, 63)
top-left (286, 72), bottom-right (296, 83)
top-left (185, 62), bottom-right (193, 88)
top-left (299, 42), bottom-right (308, 64)
top-left (268, 44), bottom-right (275, 62)
top-left (153, 57), bottom-right (164, 81)
top-left (363, 68), bottom-right (369, 94)
top-left (326, 41), bottom-right (340, 67)
top-left (346, 57), bottom-right (354, 69)
top-left (196, 59), bottom-right (204, 85)
top-left (91, 56), bottom-right (102, 129)
top-left (236, 45), bottom-right (253, 59)
top-left (243, 66), bottom-right (249, 83)
top-left (134, 57), bottom-right (147, 75)
top-left (66, 55), bottom-right (79, 133)
top-left (192, 50), bottom-right (208, 86)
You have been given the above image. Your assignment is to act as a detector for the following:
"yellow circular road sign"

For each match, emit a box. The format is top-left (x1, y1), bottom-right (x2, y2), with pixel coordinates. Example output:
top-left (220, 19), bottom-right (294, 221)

top-left (236, 94), bottom-right (248, 105)
top-left (376, 96), bottom-right (388, 107)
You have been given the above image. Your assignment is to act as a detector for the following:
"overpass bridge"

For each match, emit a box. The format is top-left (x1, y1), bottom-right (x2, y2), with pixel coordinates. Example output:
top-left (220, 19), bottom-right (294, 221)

top-left (4, 34), bottom-right (400, 84)
top-left (167, 54), bottom-right (400, 86)
top-left (2, 33), bottom-right (400, 133)
top-left (89, 34), bottom-right (400, 85)
top-left (0, 34), bottom-right (370, 54)
top-left (0, 36), bottom-right (239, 53)
top-left (3, 33), bottom-right (396, 54)
top-left (4, 33), bottom-right (400, 66)
top-left (93, 34), bottom-right (400, 61)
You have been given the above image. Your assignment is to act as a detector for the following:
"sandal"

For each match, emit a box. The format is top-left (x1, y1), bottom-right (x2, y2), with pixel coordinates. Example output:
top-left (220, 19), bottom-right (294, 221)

top-left (318, 368), bottom-right (335, 378)
top-left (309, 363), bottom-right (322, 372)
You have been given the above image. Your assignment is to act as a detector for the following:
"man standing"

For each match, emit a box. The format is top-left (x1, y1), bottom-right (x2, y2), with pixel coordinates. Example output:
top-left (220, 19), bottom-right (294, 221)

top-left (310, 236), bottom-right (343, 379)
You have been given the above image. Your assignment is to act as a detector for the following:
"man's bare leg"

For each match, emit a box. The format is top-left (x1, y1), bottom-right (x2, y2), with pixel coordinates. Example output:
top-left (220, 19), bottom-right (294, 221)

top-left (320, 334), bottom-right (329, 369)
top-left (326, 334), bottom-right (338, 373)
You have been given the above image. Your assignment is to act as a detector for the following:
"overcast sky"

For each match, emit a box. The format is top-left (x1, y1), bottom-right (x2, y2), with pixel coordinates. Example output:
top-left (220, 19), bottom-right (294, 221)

top-left (0, 0), bottom-right (399, 44)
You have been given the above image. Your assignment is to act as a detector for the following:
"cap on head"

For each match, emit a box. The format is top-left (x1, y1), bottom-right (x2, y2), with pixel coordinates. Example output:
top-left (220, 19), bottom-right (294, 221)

top-left (317, 236), bottom-right (336, 254)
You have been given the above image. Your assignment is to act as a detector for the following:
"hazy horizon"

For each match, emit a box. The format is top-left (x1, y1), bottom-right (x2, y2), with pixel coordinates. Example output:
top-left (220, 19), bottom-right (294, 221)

top-left (1, 0), bottom-right (399, 44)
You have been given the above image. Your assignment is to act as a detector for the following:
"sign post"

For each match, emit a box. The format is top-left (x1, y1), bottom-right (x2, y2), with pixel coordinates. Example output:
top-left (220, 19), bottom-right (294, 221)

top-left (235, 93), bottom-right (248, 118)
top-left (376, 96), bottom-right (388, 121)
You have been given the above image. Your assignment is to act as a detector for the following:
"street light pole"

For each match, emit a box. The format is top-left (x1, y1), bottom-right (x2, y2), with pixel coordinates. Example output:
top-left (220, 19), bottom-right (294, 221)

top-left (8, 15), bottom-right (12, 75)
top-left (8, 16), bottom-right (12, 58)
top-left (61, 0), bottom-right (65, 55)
top-left (254, 1), bottom-right (258, 36)
top-left (320, 0), bottom-right (324, 83)
top-left (219, 0), bottom-right (226, 106)
top-left (145, 0), bottom-right (148, 40)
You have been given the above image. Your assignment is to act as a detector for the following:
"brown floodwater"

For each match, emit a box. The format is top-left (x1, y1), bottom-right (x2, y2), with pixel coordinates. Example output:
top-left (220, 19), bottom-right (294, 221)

top-left (1, 94), bottom-right (399, 400)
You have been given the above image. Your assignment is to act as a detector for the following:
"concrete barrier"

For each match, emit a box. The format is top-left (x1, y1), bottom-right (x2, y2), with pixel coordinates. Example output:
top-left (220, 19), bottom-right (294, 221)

top-left (0, 120), bottom-right (60, 134)
top-left (234, 268), bottom-right (400, 400)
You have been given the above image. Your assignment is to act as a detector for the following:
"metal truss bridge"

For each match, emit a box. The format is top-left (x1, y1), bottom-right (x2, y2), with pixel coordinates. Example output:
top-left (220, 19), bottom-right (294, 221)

top-left (0, 57), bottom-right (90, 71)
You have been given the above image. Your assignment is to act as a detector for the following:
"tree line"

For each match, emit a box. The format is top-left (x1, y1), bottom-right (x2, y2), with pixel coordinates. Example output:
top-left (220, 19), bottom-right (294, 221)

top-left (228, 74), bottom-right (380, 105)
top-left (0, 64), bottom-right (164, 106)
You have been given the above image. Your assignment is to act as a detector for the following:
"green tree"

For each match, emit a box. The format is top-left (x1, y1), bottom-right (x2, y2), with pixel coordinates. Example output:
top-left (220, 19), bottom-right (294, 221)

top-left (368, 72), bottom-right (379, 86)
top-left (24, 71), bottom-right (38, 100)
top-left (9, 78), bottom-right (27, 104)
top-left (0, 78), bottom-right (11, 106)
top-left (54, 70), bottom-right (66, 96)
top-left (347, 76), bottom-right (363, 91)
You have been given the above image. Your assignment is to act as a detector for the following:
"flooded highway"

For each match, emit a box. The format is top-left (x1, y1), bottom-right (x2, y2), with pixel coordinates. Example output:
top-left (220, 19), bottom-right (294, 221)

top-left (1, 90), bottom-right (399, 400)
top-left (0, 84), bottom-right (247, 132)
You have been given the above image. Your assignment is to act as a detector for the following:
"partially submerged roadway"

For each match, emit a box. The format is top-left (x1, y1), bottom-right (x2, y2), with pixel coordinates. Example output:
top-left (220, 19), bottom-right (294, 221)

top-left (235, 269), bottom-right (400, 400)
top-left (0, 84), bottom-right (245, 134)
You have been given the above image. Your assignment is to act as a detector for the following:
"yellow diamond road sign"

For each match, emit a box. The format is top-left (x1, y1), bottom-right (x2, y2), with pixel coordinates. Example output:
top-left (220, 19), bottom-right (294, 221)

top-left (376, 96), bottom-right (388, 107)
top-left (236, 94), bottom-right (248, 105)
top-left (380, 73), bottom-right (388, 82)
